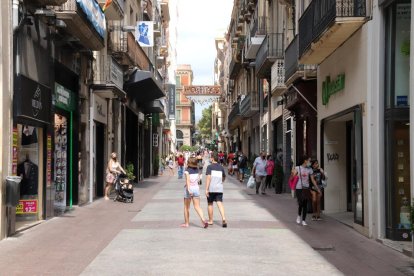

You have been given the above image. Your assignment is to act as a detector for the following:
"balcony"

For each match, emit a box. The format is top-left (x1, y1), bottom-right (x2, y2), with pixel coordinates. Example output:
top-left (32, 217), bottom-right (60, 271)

top-left (240, 91), bottom-right (259, 119)
top-left (109, 24), bottom-right (150, 70)
top-left (97, 0), bottom-right (124, 20)
top-left (160, 0), bottom-right (170, 23)
top-left (285, 36), bottom-right (317, 85)
top-left (228, 102), bottom-right (242, 129)
top-left (298, 0), bottom-right (367, 64)
top-left (92, 55), bottom-right (125, 99)
top-left (256, 33), bottom-right (284, 79)
top-left (271, 60), bottom-right (286, 96)
top-left (54, 0), bottom-right (105, 50)
top-left (229, 45), bottom-right (243, 79)
top-left (245, 15), bottom-right (266, 59)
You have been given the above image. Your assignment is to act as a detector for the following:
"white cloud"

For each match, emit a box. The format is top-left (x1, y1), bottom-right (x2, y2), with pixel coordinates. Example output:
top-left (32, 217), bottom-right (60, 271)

top-left (176, 0), bottom-right (233, 120)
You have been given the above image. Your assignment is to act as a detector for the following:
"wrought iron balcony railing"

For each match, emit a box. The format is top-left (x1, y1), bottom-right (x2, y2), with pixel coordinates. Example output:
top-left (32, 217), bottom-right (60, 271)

top-left (256, 33), bottom-right (284, 78)
top-left (299, 0), bottom-right (366, 58)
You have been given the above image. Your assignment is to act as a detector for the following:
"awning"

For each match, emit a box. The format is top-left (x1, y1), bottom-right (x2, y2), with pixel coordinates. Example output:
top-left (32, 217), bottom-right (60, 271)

top-left (124, 70), bottom-right (165, 104)
top-left (142, 99), bottom-right (165, 115)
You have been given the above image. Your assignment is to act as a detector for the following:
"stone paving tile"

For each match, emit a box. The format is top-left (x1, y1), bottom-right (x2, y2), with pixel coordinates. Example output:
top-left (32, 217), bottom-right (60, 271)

top-left (81, 229), bottom-right (342, 276)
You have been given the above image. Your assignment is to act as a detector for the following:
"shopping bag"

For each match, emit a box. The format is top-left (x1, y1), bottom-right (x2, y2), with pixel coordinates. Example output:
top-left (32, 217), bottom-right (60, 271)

top-left (247, 176), bottom-right (255, 189)
top-left (288, 175), bottom-right (299, 190)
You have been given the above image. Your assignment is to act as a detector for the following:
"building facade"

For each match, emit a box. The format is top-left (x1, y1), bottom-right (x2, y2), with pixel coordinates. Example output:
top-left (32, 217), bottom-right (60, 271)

top-left (175, 65), bottom-right (195, 148)
top-left (220, 0), bottom-right (414, 243)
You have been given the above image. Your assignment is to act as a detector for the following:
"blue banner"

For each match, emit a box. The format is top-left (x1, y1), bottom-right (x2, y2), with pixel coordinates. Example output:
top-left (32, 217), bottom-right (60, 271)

top-left (76, 0), bottom-right (106, 38)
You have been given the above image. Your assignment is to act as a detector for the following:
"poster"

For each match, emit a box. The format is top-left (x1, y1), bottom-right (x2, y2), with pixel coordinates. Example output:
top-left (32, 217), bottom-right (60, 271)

top-left (54, 114), bottom-right (67, 211)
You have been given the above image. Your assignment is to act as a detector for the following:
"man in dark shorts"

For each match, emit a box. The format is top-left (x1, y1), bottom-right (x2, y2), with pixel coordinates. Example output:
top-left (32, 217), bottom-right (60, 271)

top-left (205, 152), bottom-right (227, 227)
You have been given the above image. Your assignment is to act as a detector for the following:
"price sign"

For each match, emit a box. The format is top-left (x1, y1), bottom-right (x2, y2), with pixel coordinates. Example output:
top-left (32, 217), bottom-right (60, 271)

top-left (16, 200), bottom-right (38, 214)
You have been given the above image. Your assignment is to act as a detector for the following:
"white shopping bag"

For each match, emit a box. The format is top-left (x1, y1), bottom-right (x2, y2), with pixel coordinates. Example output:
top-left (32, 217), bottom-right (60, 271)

top-left (247, 176), bottom-right (255, 189)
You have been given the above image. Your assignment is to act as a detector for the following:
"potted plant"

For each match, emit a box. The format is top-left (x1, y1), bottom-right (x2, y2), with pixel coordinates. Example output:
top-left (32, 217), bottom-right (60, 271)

top-left (125, 163), bottom-right (136, 182)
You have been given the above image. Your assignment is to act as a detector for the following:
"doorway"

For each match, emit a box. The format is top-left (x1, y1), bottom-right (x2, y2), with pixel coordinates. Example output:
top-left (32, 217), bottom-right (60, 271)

top-left (95, 122), bottom-right (105, 198)
top-left (321, 106), bottom-right (364, 226)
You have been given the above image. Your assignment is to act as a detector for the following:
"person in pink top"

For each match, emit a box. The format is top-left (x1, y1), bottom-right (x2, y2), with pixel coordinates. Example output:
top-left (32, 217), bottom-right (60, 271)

top-left (265, 155), bottom-right (275, 189)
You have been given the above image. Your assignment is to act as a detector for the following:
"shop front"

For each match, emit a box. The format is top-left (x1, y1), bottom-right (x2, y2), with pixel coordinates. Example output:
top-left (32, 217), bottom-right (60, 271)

top-left (317, 28), bottom-right (368, 232)
top-left (53, 83), bottom-right (77, 214)
top-left (383, 0), bottom-right (411, 241)
top-left (12, 74), bottom-right (51, 231)
top-left (91, 94), bottom-right (108, 199)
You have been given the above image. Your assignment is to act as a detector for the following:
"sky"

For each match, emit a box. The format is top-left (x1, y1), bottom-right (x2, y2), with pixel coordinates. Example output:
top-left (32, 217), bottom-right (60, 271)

top-left (176, 0), bottom-right (233, 122)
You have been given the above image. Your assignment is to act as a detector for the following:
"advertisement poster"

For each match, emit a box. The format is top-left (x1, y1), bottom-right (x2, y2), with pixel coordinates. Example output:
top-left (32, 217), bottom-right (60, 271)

top-left (12, 128), bottom-right (18, 175)
top-left (47, 135), bottom-right (52, 187)
top-left (16, 199), bottom-right (38, 214)
top-left (54, 114), bottom-right (67, 211)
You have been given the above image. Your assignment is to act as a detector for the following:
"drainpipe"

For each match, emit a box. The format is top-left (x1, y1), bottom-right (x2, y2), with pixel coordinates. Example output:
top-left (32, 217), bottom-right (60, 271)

top-left (89, 91), bottom-right (94, 203)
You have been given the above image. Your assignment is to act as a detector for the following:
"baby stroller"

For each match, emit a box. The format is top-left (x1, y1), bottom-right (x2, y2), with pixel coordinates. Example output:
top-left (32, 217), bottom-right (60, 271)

top-left (113, 173), bottom-right (134, 203)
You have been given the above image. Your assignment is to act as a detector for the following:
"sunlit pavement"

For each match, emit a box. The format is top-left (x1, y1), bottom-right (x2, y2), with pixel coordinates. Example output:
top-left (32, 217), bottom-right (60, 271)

top-left (0, 170), bottom-right (413, 275)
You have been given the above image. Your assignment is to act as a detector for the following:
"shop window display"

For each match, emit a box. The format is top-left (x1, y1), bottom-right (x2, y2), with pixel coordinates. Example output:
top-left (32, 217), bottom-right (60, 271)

top-left (15, 124), bottom-right (41, 227)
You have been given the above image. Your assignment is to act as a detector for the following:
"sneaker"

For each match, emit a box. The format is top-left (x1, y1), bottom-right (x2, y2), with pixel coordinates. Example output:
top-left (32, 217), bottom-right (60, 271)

top-left (302, 221), bottom-right (308, 226)
top-left (316, 216), bottom-right (323, 221)
top-left (311, 216), bottom-right (317, 221)
top-left (296, 216), bottom-right (301, 224)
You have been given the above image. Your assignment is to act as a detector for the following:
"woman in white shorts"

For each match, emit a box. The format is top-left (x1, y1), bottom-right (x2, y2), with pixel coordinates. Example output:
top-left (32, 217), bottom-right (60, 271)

top-left (181, 157), bottom-right (208, 228)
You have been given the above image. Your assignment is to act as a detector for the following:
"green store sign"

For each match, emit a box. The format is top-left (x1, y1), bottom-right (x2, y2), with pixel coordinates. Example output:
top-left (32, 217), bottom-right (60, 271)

top-left (322, 74), bottom-right (345, 105)
top-left (55, 83), bottom-right (75, 111)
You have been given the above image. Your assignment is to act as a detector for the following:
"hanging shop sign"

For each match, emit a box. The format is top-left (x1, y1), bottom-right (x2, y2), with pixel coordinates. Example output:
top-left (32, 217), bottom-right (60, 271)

top-left (322, 74), bottom-right (345, 105)
top-left (55, 83), bottom-right (76, 112)
top-left (47, 135), bottom-right (52, 187)
top-left (12, 128), bottom-right (18, 175)
top-left (93, 94), bottom-right (108, 124)
top-left (110, 58), bottom-right (124, 90)
top-left (76, 0), bottom-right (106, 38)
top-left (167, 84), bottom-right (176, 120)
top-left (153, 133), bottom-right (159, 147)
top-left (182, 85), bottom-right (222, 105)
top-left (136, 21), bottom-right (154, 47)
top-left (14, 74), bottom-right (51, 124)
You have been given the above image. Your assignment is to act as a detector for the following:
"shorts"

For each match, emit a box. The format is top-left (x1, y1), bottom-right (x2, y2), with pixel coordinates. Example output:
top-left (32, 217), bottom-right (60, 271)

top-left (184, 186), bottom-right (200, 198)
top-left (239, 168), bottom-right (246, 174)
top-left (207, 192), bottom-right (223, 203)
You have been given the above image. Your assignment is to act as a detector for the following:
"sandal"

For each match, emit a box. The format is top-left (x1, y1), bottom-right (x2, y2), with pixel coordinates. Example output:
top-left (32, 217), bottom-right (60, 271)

top-left (180, 223), bottom-right (189, 228)
top-left (208, 221), bottom-right (214, 225)
top-left (203, 221), bottom-right (208, 229)
top-left (222, 220), bottom-right (227, 228)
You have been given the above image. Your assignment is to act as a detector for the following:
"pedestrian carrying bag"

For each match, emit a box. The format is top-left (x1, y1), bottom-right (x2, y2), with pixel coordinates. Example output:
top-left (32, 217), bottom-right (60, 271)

top-left (247, 176), bottom-right (255, 189)
top-left (299, 167), bottom-right (311, 200)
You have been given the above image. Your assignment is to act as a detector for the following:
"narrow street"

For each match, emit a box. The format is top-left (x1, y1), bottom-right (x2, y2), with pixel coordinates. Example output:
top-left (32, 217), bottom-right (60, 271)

top-left (0, 170), bottom-right (413, 275)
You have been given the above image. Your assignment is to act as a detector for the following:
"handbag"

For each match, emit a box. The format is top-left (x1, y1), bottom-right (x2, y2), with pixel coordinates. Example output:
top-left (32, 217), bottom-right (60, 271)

top-left (247, 176), bottom-right (255, 189)
top-left (288, 175), bottom-right (299, 190)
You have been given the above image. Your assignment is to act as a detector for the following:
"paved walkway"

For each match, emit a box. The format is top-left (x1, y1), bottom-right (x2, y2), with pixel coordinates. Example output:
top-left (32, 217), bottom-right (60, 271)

top-left (0, 170), bottom-right (413, 275)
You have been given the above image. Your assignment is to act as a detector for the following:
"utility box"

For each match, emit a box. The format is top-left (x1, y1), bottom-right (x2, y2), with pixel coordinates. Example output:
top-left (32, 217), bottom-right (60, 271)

top-left (6, 176), bottom-right (22, 207)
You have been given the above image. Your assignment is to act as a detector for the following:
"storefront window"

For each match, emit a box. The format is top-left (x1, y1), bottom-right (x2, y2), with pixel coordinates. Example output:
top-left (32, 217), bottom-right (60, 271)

top-left (385, 2), bottom-right (411, 108)
top-left (15, 124), bottom-right (42, 228)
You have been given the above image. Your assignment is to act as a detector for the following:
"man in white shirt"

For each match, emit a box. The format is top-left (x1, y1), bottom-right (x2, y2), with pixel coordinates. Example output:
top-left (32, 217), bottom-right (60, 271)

top-left (253, 151), bottom-right (267, 195)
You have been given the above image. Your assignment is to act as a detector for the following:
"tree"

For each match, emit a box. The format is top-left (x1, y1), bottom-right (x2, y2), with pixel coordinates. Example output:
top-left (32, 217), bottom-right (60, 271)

top-left (197, 106), bottom-right (212, 141)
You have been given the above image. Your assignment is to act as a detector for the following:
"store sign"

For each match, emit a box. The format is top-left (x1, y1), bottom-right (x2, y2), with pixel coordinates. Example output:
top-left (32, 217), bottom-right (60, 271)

top-left (110, 58), bottom-right (123, 89)
top-left (55, 83), bottom-right (76, 111)
top-left (153, 133), bottom-right (159, 147)
top-left (16, 199), bottom-right (38, 214)
top-left (12, 128), bottom-right (18, 175)
top-left (76, 0), bottom-right (106, 38)
top-left (135, 21), bottom-right (154, 47)
top-left (14, 74), bottom-right (51, 124)
top-left (93, 94), bottom-right (107, 124)
top-left (167, 84), bottom-right (176, 119)
top-left (322, 74), bottom-right (345, 105)
top-left (47, 135), bottom-right (52, 187)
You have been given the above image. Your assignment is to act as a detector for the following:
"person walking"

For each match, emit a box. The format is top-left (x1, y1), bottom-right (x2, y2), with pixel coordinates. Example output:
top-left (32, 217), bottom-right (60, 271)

top-left (310, 160), bottom-right (325, 221)
top-left (104, 152), bottom-right (126, 200)
top-left (205, 152), bottom-right (227, 227)
top-left (265, 155), bottom-right (275, 189)
top-left (237, 151), bottom-right (248, 183)
top-left (227, 152), bottom-right (234, 175)
top-left (181, 157), bottom-right (208, 228)
top-left (167, 157), bottom-right (175, 176)
top-left (177, 154), bottom-right (185, 179)
top-left (291, 156), bottom-right (320, 226)
top-left (253, 152), bottom-right (267, 195)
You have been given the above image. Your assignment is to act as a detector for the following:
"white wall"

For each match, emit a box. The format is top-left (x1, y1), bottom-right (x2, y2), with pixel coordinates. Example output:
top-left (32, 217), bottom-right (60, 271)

top-left (323, 121), bottom-right (348, 213)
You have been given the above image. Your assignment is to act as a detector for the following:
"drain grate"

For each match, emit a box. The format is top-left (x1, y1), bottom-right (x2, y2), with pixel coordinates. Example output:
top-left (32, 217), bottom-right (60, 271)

top-left (312, 245), bottom-right (335, 252)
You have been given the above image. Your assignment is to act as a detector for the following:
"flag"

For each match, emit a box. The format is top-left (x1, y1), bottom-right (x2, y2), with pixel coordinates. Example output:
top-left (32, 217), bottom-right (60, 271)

top-left (102, 0), bottom-right (113, 12)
